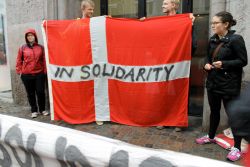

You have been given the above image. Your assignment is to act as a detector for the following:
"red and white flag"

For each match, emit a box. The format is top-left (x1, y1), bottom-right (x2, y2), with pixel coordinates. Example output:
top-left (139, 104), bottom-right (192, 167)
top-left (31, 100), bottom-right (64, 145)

top-left (42, 14), bottom-right (192, 126)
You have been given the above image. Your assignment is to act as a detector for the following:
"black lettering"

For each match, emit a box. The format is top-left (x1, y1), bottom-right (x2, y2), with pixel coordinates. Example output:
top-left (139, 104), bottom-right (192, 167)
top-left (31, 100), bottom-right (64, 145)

top-left (0, 122), bottom-right (43, 167)
top-left (153, 67), bottom-right (163, 81)
top-left (55, 137), bottom-right (92, 167)
top-left (55, 67), bottom-right (61, 78)
top-left (59, 68), bottom-right (74, 78)
top-left (164, 65), bottom-right (174, 81)
top-left (55, 137), bottom-right (68, 167)
top-left (146, 68), bottom-right (153, 81)
top-left (65, 146), bottom-right (92, 167)
top-left (4, 125), bottom-right (32, 167)
top-left (124, 68), bottom-right (135, 82)
top-left (109, 150), bottom-right (128, 167)
top-left (115, 67), bottom-right (126, 79)
top-left (139, 157), bottom-right (174, 167)
top-left (93, 64), bottom-right (101, 77)
top-left (81, 66), bottom-right (90, 79)
top-left (0, 121), bottom-right (11, 167)
top-left (0, 144), bottom-right (11, 167)
top-left (27, 134), bottom-right (43, 167)
top-left (102, 64), bottom-right (113, 77)
top-left (136, 68), bottom-right (146, 81)
top-left (110, 65), bottom-right (115, 77)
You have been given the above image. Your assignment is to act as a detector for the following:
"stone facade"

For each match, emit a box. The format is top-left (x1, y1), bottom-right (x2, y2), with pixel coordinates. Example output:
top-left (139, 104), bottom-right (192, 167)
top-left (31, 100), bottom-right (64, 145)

top-left (6, 0), bottom-right (46, 105)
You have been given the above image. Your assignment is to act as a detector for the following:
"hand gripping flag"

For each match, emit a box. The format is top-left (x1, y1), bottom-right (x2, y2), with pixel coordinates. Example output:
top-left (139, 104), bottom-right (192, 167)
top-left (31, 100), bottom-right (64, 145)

top-left (42, 14), bottom-right (192, 126)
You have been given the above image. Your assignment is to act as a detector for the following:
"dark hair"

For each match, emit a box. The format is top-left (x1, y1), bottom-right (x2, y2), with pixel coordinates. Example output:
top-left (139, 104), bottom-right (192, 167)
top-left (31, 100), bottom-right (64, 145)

top-left (215, 11), bottom-right (237, 29)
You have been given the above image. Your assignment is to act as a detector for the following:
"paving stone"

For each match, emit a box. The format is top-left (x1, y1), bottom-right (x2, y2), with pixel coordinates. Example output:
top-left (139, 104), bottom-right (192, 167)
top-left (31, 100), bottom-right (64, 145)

top-left (0, 98), bottom-right (244, 166)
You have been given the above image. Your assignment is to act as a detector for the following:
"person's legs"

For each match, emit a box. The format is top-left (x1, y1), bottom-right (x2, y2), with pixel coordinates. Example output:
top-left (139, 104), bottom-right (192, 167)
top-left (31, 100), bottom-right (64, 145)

top-left (21, 75), bottom-right (37, 113)
top-left (222, 95), bottom-right (242, 149)
top-left (207, 91), bottom-right (222, 139)
top-left (35, 73), bottom-right (46, 113)
top-left (223, 95), bottom-right (243, 161)
top-left (196, 91), bottom-right (221, 144)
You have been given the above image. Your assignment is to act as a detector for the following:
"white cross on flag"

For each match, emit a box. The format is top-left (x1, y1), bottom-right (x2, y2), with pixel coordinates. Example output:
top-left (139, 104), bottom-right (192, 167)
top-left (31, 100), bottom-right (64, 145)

top-left (42, 14), bottom-right (192, 126)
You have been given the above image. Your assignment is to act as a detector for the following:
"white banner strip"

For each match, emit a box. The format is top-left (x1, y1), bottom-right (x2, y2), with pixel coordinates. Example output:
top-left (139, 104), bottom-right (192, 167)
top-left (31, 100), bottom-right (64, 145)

top-left (0, 114), bottom-right (240, 167)
top-left (48, 61), bottom-right (191, 83)
top-left (90, 16), bottom-right (110, 121)
top-left (42, 21), bottom-right (55, 120)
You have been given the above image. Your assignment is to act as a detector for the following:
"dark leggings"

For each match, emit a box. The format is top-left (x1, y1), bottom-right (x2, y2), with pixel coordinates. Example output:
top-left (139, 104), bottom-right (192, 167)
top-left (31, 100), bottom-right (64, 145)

top-left (207, 91), bottom-right (242, 150)
top-left (21, 73), bottom-right (46, 113)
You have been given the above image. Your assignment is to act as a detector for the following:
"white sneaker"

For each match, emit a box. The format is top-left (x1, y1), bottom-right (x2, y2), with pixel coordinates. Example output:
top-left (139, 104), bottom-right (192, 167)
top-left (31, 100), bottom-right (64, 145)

top-left (175, 127), bottom-right (182, 132)
top-left (31, 112), bottom-right (38, 118)
top-left (156, 126), bottom-right (164, 130)
top-left (96, 121), bottom-right (104, 125)
top-left (41, 111), bottom-right (49, 116)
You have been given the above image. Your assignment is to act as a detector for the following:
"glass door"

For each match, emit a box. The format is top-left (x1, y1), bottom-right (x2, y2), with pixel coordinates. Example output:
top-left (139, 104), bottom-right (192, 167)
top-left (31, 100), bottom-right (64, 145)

top-left (0, 14), bottom-right (6, 65)
top-left (189, 0), bottom-right (210, 116)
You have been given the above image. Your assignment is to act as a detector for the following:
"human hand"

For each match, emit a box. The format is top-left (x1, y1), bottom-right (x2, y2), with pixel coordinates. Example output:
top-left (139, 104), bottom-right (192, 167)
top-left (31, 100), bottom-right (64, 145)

top-left (189, 13), bottom-right (195, 24)
top-left (204, 63), bottom-right (213, 71)
top-left (212, 61), bottom-right (222, 69)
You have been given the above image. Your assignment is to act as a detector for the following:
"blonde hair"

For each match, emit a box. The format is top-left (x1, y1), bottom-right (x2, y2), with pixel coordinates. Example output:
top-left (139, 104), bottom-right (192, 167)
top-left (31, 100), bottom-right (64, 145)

top-left (81, 0), bottom-right (95, 10)
top-left (170, 0), bottom-right (180, 10)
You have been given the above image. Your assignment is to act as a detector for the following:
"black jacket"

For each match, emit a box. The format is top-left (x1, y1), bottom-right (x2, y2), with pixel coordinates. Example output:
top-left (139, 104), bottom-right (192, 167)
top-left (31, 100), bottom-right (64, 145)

top-left (205, 30), bottom-right (248, 95)
top-left (228, 84), bottom-right (250, 142)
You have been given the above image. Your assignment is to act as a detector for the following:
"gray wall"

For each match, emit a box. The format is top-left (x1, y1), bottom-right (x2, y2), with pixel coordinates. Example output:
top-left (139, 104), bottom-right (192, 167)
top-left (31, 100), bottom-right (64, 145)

top-left (203, 0), bottom-right (250, 131)
top-left (6, 0), bottom-right (51, 105)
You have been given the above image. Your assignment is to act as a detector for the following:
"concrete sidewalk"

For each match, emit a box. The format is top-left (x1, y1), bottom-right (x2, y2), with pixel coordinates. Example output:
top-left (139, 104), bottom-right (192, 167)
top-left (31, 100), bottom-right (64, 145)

top-left (0, 94), bottom-right (244, 166)
top-left (0, 90), bottom-right (13, 103)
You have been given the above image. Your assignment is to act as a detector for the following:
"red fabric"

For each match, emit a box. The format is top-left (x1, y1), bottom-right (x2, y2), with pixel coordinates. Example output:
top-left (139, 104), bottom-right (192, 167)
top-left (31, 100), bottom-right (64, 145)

top-left (52, 80), bottom-right (95, 123)
top-left (246, 145), bottom-right (250, 167)
top-left (43, 14), bottom-right (192, 126)
top-left (106, 15), bottom-right (191, 126)
top-left (106, 15), bottom-right (191, 65)
top-left (215, 134), bottom-right (234, 150)
top-left (109, 79), bottom-right (189, 126)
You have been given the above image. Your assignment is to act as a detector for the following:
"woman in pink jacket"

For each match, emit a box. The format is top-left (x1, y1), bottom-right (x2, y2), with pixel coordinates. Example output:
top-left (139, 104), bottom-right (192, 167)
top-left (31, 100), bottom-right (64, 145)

top-left (16, 28), bottom-right (49, 118)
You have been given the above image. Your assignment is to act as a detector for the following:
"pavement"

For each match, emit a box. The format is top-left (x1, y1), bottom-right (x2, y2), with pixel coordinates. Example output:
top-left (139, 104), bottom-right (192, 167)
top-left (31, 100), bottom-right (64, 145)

top-left (0, 91), bottom-right (244, 166)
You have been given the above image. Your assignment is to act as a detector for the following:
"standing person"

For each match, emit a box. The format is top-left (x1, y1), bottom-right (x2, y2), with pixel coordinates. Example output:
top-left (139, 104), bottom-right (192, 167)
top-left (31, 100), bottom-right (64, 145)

top-left (81, 0), bottom-right (104, 126)
top-left (16, 29), bottom-right (49, 118)
top-left (81, 0), bottom-right (95, 19)
top-left (195, 11), bottom-right (248, 162)
top-left (156, 0), bottom-right (197, 132)
top-left (228, 84), bottom-right (250, 165)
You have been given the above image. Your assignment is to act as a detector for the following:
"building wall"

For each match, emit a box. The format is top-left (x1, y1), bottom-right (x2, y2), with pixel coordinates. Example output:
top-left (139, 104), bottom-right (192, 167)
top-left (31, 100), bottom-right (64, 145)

top-left (0, 0), bottom-right (11, 92)
top-left (203, 0), bottom-right (250, 131)
top-left (6, 0), bottom-right (49, 105)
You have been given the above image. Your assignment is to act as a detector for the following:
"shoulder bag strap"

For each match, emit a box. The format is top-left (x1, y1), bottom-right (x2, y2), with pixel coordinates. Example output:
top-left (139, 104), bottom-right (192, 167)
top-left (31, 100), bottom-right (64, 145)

top-left (212, 42), bottom-right (224, 61)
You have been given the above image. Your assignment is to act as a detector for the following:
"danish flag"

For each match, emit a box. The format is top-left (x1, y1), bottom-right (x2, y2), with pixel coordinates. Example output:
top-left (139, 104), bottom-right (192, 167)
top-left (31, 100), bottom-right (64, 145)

top-left (42, 14), bottom-right (192, 126)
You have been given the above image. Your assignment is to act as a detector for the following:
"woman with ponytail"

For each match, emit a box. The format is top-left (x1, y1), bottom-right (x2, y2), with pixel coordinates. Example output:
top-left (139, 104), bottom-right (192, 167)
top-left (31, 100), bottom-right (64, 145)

top-left (195, 11), bottom-right (248, 162)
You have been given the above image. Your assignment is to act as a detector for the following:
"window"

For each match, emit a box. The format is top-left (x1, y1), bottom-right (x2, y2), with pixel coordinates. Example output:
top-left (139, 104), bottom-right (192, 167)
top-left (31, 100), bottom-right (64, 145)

top-left (146, 0), bottom-right (183, 17)
top-left (189, 0), bottom-right (210, 116)
top-left (0, 14), bottom-right (6, 65)
top-left (108, 0), bottom-right (138, 18)
top-left (56, 0), bottom-right (101, 20)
